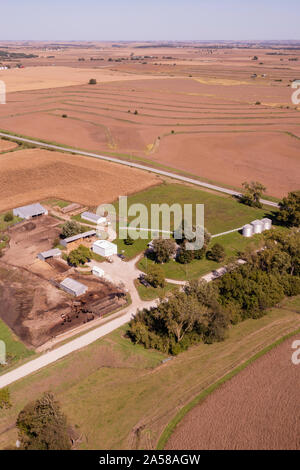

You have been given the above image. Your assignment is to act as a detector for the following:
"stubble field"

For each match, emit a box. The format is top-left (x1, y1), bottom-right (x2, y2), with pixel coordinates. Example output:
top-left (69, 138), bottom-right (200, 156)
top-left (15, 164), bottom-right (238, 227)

top-left (0, 147), bottom-right (160, 212)
top-left (166, 334), bottom-right (300, 450)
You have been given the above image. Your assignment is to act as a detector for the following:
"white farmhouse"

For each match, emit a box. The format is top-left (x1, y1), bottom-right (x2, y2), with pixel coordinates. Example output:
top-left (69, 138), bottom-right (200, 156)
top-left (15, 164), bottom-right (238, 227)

top-left (92, 240), bottom-right (117, 257)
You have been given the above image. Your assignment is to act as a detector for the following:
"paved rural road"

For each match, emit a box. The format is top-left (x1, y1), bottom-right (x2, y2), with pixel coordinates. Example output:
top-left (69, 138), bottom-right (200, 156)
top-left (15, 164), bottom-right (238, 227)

top-left (0, 132), bottom-right (279, 208)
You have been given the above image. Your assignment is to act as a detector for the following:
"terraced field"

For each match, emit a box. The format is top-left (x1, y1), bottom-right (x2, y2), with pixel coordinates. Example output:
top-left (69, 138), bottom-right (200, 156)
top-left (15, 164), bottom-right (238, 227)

top-left (0, 76), bottom-right (299, 197)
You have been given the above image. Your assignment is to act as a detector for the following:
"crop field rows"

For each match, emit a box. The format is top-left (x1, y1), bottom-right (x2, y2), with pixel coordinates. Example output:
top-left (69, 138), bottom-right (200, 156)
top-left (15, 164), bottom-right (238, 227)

top-left (1, 77), bottom-right (299, 197)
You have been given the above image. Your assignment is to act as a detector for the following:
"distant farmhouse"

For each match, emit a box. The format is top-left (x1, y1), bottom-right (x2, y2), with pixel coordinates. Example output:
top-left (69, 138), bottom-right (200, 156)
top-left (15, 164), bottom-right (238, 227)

top-left (13, 203), bottom-right (48, 220)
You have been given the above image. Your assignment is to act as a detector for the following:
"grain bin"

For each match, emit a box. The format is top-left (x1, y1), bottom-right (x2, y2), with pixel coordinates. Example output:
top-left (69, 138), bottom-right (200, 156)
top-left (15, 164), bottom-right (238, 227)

top-left (261, 218), bottom-right (272, 231)
top-left (251, 219), bottom-right (264, 234)
top-left (242, 224), bottom-right (253, 237)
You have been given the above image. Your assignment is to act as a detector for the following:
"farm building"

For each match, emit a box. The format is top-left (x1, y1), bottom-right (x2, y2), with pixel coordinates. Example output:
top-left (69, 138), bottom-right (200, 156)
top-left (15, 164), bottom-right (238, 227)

top-left (261, 218), bottom-right (272, 230)
top-left (61, 203), bottom-right (82, 214)
top-left (92, 240), bottom-right (117, 257)
top-left (251, 219), bottom-right (264, 234)
top-left (37, 248), bottom-right (61, 262)
top-left (81, 211), bottom-right (106, 225)
top-left (13, 203), bottom-right (48, 220)
top-left (92, 265), bottom-right (105, 278)
top-left (61, 230), bottom-right (96, 247)
top-left (60, 277), bottom-right (88, 297)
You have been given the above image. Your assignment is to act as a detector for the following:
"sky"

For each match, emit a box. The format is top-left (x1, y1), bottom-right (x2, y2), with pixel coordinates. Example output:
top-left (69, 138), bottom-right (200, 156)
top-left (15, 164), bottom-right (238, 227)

top-left (1, 0), bottom-right (300, 41)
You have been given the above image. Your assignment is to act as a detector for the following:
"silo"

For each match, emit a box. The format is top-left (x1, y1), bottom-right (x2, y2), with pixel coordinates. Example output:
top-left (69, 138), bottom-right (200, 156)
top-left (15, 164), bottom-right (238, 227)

top-left (242, 224), bottom-right (253, 237)
top-left (251, 219), bottom-right (264, 234)
top-left (261, 218), bottom-right (272, 231)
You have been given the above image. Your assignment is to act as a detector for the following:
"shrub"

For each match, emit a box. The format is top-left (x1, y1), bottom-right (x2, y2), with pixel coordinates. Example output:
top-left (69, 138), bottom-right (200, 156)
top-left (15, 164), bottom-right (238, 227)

top-left (145, 264), bottom-right (165, 288)
top-left (61, 220), bottom-right (81, 238)
top-left (152, 238), bottom-right (177, 263)
top-left (3, 212), bottom-right (13, 222)
top-left (68, 245), bottom-right (92, 266)
top-left (206, 243), bottom-right (226, 262)
top-left (124, 235), bottom-right (134, 245)
top-left (16, 393), bottom-right (71, 450)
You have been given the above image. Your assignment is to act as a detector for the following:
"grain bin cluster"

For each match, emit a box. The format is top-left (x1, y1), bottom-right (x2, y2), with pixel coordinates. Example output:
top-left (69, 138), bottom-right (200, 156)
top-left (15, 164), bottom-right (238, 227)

top-left (242, 218), bottom-right (272, 237)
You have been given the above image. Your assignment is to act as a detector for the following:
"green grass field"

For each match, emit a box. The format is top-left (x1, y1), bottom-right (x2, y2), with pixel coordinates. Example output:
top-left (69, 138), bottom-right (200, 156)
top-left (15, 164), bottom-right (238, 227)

top-left (0, 296), bottom-right (298, 450)
top-left (0, 213), bottom-right (22, 232)
top-left (113, 183), bottom-right (271, 260)
top-left (138, 231), bottom-right (264, 280)
top-left (0, 320), bottom-right (34, 369)
top-left (135, 280), bottom-right (178, 301)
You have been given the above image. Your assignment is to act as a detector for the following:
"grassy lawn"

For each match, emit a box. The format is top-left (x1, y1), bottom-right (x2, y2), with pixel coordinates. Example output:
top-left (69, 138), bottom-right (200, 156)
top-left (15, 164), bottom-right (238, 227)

top-left (134, 280), bottom-right (179, 301)
top-left (0, 320), bottom-right (34, 370)
top-left (112, 183), bottom-right (273, 260)
top-left (138, 231), bottom-right (264, 280)
top-left (42, 198), bottom-right (71, 208)
top-left (0, 213), bottom-right (22, 232)
top-left (0, 297), bottom-right (298, 450)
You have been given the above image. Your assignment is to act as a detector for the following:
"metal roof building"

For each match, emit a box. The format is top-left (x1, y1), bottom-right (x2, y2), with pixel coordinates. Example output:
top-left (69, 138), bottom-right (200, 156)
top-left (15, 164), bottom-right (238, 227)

top-left (59, 277), bottom-right (88, 297)
top-left (37, 248), bottom-right (62, 261)
top-left (81, 211), bottom-right (106, 225)
top-left (13, 203), bottom-right (48, 220)
top-left (92, 239), bottom-right (117, 257)
top-left (61, 230), bottom-right (96, 247)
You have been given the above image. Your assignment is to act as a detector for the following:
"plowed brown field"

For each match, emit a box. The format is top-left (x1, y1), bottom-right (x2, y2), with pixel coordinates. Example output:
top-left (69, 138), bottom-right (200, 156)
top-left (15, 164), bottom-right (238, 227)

top-left (1, 73), bottom-right (299, 197)
top-left (166, 337), bottom-right (300, 450)
top-left (0, 147), bottom-right (160, 211)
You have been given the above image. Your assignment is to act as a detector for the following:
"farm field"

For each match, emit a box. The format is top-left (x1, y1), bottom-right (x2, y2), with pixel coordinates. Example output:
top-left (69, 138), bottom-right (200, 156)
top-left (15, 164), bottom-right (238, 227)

top-left (0, 138), bottom-right (18, 153)
top-left (0, 296), bottom-right (299, 450)
top-left (0, 147), bottom-right (161, 212)
top-left (0, 43), bottom-right (300, 197)
top-left (166, 324), bottom-right (300, 449)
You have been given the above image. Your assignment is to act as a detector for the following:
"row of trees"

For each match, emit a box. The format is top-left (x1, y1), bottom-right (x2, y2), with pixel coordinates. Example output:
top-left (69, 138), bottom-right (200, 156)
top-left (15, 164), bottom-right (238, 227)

top-left (128, 229), bottom-right (300, 355)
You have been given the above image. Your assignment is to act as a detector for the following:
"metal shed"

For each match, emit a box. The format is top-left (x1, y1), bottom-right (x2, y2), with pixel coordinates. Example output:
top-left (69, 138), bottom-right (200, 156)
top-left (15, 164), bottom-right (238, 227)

top-left (61, 230), bottom-right (96, 247)
top-left (81, 211), bottom-right (106, 225)
top-left (59, 278), bottom-right (88, 297)
top-left (92, 240), bottom-right (117, 257)
top-left (13, 203), bottom-right (48, 220)
top-left (37, 248), bottom-right (62, 262)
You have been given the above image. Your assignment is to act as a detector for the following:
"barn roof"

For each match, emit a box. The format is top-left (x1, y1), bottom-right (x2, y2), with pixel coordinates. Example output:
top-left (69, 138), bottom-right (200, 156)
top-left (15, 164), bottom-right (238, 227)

top-left (60, 277), bottom-right (87, 296)
top-left (62, 230), bottom-right (96, 244)
top-left (14, 203), bottom-right (47, 218)
top-left (38, 248), bottom-right (61, 259)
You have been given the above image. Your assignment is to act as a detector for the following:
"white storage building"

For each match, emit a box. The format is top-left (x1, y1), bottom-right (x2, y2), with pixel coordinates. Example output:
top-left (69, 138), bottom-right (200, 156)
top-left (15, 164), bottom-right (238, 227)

top-left (13, 203), bottom-right (48, 220)
top-left (92, 265), bottom-right (105, 278)
top-left (81, 211), bottom-right (106, 225)
top-left (251, 219), bottom-right (264, 234)
top-left (60, 278), bottom-right (88, 297)
top-left (92, 240), bottom-right (117, 257)
top-left (261, 218), bottom-right (272, 230)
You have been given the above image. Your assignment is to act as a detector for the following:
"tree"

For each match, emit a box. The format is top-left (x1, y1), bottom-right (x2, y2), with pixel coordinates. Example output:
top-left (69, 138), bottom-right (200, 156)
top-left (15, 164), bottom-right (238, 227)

top-left (4, 212), bottom-right (13, 222)
top-left (0, 387), bottom-right (12, 409)
top-left (277, 191), bottom-right (300, 227)
top-left (240, 181), bottom-right (266, 208)
top-left (61, 220), bottom-right (81, 239)
top-left (206, 243), bottom-right (226, 262)
top-left (152, 238), bottom-right (176, 263)
top-left (16, 392), bottom-right (71, 450)
top-left (68, 244), bottom-right (92, 266)
top-left (177, 243), bottom-right (194, 264)
top-left (89, 78), bottom-right (97, 85)
top-left (145, 264), bottom-right (165, 288)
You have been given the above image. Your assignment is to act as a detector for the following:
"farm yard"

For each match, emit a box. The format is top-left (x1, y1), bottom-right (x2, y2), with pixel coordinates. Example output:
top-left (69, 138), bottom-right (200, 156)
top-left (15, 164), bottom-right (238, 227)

top-left (0, 297), bottom-right (299, 450)
top-left (165, 330), bottom-right (300, 450)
